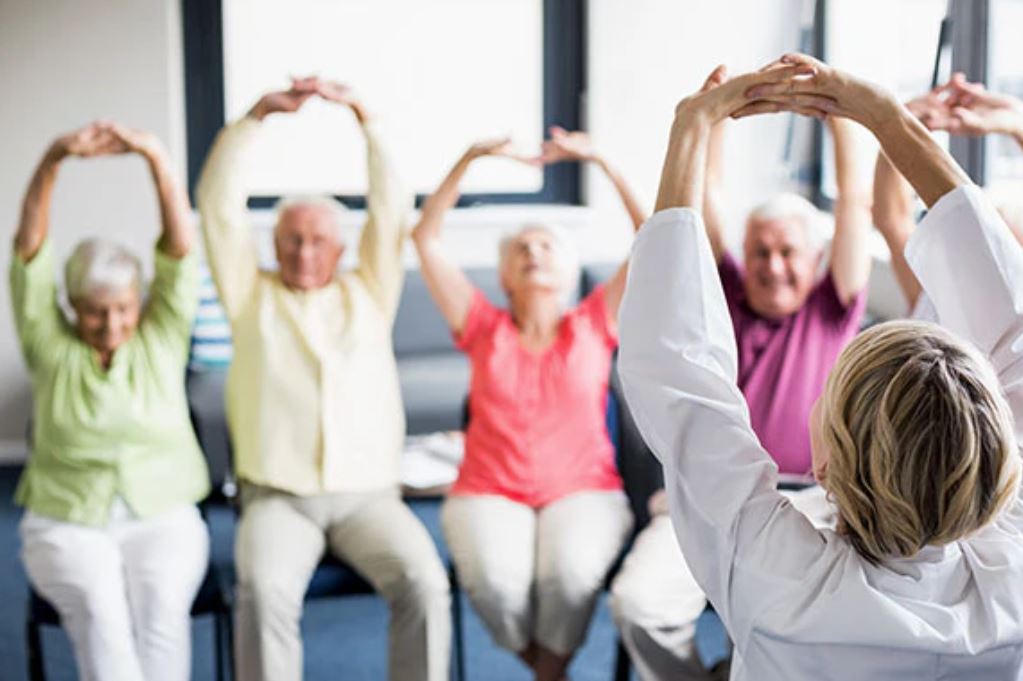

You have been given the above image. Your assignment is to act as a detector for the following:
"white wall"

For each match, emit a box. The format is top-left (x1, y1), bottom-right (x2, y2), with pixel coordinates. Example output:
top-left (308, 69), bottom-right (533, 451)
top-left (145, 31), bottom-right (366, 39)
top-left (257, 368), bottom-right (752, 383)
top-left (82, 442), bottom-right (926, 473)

top-left (0, 0), bottom-right (186, 453)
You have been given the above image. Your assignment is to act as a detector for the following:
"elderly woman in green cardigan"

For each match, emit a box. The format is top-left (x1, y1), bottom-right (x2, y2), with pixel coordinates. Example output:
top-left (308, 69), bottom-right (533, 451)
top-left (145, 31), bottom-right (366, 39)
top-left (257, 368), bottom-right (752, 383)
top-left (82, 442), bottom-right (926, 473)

top-left (10, 121), bottom-right (210, 681)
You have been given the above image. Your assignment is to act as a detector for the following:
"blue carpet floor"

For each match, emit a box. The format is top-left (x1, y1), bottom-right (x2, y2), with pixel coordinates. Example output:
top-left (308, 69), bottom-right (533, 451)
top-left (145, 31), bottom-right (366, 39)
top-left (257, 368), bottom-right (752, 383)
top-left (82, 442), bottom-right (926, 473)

top-left (0, 464), bottom-right (728, 680)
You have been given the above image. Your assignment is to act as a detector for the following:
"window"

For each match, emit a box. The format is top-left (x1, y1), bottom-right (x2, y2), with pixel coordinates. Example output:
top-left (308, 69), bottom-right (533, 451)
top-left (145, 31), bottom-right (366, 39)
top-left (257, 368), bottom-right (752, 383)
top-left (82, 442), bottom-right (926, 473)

top-left (818, 0), bottom-right (950, 201)
top-left (182, 0), bottom-right (583, 207)
top-left (985, 0), bottom-right (1023, 193)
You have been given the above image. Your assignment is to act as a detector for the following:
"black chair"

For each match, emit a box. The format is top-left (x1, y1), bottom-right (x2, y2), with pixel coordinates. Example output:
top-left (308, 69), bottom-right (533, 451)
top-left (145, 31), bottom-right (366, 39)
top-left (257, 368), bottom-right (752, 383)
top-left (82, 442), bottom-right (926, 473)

top-left (26, 558), bottom-right (233, 681)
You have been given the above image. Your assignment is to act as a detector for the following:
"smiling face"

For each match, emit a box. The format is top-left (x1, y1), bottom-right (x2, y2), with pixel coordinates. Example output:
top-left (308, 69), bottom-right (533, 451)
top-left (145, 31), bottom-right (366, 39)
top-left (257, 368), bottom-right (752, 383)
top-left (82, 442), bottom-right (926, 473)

top-left (742, 215), bottom-right (820, 319)
top-left (499, 226), bottom-right (569, 298)
top-left (72, 286), bottom-right (142, 358)
top-left (274, 203), bottom-right (345, 291)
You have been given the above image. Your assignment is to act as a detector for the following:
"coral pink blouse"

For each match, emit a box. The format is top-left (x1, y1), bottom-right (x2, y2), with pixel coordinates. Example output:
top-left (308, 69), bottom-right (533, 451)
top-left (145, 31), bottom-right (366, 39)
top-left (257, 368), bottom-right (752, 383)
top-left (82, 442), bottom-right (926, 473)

top-left (451, 285), bottom-right (624, 508)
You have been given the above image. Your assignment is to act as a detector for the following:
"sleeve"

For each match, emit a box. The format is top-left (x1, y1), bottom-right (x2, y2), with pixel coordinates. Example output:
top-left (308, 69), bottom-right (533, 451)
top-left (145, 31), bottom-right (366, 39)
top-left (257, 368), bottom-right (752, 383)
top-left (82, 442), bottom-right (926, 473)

top-left (8, 238), bottom-right (70, 369)
top-left (140, 247), bottom-right (199, 359)
top-left (195, 117), bottom-right (262, 322)
top-left (717, 252), bottom-right (745, 302)
top-left (812, 269), bottom-right (868, 330)
top-left (575, 284), bottom-right (618, 349)
top-left (355, 121), bottom-right (414, 317)
top-left (905, 185), bottom-right (1023, 515)
top-left (453, 288), bottom-right (501, 353)
top-left (617, 208), bottom-right (827, 646)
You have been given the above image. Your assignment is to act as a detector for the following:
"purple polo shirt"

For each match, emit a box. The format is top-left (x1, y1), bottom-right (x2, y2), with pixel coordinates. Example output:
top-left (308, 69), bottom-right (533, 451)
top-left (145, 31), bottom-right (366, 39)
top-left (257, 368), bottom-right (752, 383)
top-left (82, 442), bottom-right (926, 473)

top-left (719, 254), bottom-right (867, 475)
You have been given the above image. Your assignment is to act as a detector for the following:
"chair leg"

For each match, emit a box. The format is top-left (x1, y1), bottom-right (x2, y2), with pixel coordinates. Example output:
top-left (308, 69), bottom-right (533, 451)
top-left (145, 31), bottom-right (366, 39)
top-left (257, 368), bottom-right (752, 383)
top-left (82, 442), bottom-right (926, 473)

top-left (213, 612), bottom-right (224, 681)
top-left (450, 568), bottom-right (466, 681)
top-left (26, 619), bottom-right (46, 681)
top-left (613, 637), bottom-right (631, 681)
top-left (225, 607), bottom-right (236, 681)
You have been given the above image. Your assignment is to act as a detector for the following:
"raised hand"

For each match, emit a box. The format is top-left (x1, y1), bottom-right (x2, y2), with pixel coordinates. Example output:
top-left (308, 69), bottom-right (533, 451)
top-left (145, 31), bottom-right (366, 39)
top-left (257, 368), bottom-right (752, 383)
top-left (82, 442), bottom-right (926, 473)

top-left (676, 58), bottom-right (830, 124)
top-left (905, 88), bottom-right (958, 131)
top-left (247, 77), bottom-right (318, 120)
top-left (737, 53), bottom-right (890, 126)
top-left (942, 73), bottom-right (1023, 138)
top-left (51, 122), bottom-right (122, 159)
top-left (466, 137), bottom-right (540, 165)
top-left (540, 126), bottom-right (597, 163)
top-left (103, 123), bottom-right (167, 160)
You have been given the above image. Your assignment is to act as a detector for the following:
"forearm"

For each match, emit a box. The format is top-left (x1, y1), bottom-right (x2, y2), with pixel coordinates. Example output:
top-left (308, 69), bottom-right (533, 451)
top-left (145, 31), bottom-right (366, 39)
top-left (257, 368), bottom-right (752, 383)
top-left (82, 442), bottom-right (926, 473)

top-left (412, 153), bottom-right (472, 245)
top-left (594, 157), bottom-right (646, 231)
top-left (14, 148), bottom-right (64, 262)
top-left (702, 124), bottom-right (728, 261)
top-left (146, 150), bottom-right (194, 258)
top-left (655, 110), bottom-right (712, 212)
top-left (869, 101), bottom-right (969, 208)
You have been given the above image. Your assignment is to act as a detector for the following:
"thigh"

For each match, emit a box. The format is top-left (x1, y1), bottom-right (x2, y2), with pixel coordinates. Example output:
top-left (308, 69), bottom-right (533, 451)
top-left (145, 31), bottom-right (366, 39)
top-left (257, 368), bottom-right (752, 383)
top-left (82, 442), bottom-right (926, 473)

top-left (536, 490), bottom-right (633, 588)
top-left (235, 490), bottom-right (326, 595)
top-left (612, 514), bottom-right (707, 626)
top-left (21, 512), bottom-right (127, 607)
top-left (120, 506), bottom-right (210, 612)
top-left (440, 495), bottom-right (536, 597)
top-left (327, 492), bottom-right (447, 595)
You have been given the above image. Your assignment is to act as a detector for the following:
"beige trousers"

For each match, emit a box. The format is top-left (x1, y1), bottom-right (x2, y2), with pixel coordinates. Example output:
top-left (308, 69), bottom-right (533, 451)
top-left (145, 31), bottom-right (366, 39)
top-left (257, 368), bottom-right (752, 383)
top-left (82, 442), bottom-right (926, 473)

top-left (610, 486), bottom-right (836, 681)
top-left (442, 490), bottom-right (633, 657)
top-left (234, 484), bottom-right (451, 681)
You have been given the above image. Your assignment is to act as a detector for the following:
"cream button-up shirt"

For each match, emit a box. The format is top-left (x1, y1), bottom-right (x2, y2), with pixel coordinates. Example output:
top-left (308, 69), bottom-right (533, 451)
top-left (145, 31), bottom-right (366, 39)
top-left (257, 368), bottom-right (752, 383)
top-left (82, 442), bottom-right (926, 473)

top-left (619, 186), bottom-right (1023, 681)
top-left (197, 116), bottom-right (411, 496)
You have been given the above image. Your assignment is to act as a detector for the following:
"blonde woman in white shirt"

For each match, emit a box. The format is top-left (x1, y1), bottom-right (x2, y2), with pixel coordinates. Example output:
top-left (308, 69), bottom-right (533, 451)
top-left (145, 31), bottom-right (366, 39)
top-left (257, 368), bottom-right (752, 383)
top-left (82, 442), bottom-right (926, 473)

top-left (618, 54), bottom-right (1023, 681)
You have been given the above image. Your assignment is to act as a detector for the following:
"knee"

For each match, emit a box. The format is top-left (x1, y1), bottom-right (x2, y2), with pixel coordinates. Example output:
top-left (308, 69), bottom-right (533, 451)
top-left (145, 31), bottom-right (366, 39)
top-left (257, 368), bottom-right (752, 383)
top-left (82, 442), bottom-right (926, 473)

top-left (609, 574), bottom-right (646, 629)
top-left (385, 557), bottom-right (451, 611)
top-left (538, 559), bottom-right (604, 610)
top-left (236, 564), bottom-right (306, 624)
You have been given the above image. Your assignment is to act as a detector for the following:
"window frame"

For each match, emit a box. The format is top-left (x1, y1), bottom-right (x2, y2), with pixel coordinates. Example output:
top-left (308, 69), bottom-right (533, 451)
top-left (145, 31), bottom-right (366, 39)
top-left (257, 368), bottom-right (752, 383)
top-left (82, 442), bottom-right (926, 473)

top-left (181, 0), bottom-right (585, 209)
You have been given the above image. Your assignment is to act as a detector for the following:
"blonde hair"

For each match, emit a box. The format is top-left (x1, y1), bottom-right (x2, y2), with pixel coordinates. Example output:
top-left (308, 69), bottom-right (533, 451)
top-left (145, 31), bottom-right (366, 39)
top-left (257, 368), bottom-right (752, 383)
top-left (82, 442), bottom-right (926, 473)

top-left (64, 238), bottom-right (142, 301)
top-left (821, 320), bottom-right (1020, 564)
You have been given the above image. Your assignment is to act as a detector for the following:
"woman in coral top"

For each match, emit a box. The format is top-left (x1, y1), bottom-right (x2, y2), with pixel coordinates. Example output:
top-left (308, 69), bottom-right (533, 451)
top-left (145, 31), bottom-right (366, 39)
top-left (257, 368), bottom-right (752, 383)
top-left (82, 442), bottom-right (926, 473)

top-left (412, 128), bottom-right (641, 680)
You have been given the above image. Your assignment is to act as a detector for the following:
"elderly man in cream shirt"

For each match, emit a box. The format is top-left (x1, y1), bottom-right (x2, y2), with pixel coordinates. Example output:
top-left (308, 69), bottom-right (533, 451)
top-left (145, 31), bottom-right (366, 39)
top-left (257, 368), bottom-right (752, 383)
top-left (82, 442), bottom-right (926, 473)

top-left (197, 77), bottom-right (450, 681)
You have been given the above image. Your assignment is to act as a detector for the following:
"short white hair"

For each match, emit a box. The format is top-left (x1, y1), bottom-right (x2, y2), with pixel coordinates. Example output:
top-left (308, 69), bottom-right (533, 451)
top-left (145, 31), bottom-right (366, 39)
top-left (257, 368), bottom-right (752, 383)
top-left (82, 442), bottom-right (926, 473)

top-left (64, 238), bottom-right (142, 301)
top-left (273, 195), bottom-right (347, 241)
top-left (746, 192), bottom-right (828, 251)
top-left (498, 223), bottom-right (579, 305)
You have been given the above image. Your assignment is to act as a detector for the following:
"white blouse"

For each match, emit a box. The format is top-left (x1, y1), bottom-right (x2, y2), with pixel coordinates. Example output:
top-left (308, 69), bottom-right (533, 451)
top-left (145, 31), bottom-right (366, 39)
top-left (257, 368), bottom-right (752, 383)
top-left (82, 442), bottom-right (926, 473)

top-left (618, 185), bottom-right (1023, 681)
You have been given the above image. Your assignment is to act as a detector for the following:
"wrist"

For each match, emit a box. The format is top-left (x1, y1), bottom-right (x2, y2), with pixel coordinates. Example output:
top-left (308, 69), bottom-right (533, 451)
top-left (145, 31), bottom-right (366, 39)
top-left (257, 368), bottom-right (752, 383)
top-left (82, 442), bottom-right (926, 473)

top-left (247, 101), bottom-right (269, 122)
top-left (43, 143), bottom-right (68, 166)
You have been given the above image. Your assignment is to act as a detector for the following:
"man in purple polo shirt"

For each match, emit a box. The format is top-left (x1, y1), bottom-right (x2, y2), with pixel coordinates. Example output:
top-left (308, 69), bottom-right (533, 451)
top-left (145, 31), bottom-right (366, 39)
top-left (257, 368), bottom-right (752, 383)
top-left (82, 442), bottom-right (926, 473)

top-left (609, 66), bottom-right (872, 681)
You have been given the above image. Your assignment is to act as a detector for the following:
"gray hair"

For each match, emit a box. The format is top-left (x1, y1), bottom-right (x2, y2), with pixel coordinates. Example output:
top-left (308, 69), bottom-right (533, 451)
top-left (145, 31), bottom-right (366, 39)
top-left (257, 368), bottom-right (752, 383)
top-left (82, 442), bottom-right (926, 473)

top-left (64, 238), bottom-right (142, 301)
top-left (747, 192), bottom-right (828, 251)
top-left (498, 223), bottom-right (579, 305)
top-left (273, 195), bottom-right (347, 241)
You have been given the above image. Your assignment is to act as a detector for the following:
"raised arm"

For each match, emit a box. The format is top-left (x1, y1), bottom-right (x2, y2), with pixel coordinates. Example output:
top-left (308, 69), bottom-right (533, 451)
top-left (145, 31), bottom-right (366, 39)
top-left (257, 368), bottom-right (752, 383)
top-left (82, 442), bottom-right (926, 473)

top-left (317, 80), bottom-right (413, 313)
top-left (702, 66), bottom-right (731, 264)
top-left (747, 54), bottom-right (969, 207)
top-left (944, 73), bottom-right (1023, 150)
top-left (196, 80), bottom-right (316, 319)
top-left (14, 124), bottom-right (121, 262)
top-left (620, 63), bottom-right (831, 634)
top-left (540, 126), bottom-right (646, 323)
top-left (106, 124), bottom-right (194, 258)
top-left (411, 139), bottom-right (534, 333)
top-left (872, 150), bottom-right (921, 309)
top-left (827, 116), bottom-right (872, 305)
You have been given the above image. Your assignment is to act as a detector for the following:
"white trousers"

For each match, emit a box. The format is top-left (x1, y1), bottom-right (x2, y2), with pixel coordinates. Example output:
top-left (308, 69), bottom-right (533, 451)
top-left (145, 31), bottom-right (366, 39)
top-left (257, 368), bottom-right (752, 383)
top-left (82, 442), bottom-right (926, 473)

top-left (442, 490), bottom-right (633, 656)
top-left (20, 501), bottom-right (210, 681)
top-left (234, 485), bottom-right (451, 681)
top-left (610, 486), bottom-right (836, 681)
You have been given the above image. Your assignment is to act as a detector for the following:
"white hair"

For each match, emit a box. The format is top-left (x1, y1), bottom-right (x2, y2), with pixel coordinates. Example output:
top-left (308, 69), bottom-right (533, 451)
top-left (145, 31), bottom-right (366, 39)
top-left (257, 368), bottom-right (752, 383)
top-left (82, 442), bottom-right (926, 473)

top-left (498, 223), bottom-right (579, 305)
top-left (64, 238), bottom-right (142, 301)
top-left (273, 195), bottom-right (347, 241)
top-left (747, 192), bottom-right (828, 251)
